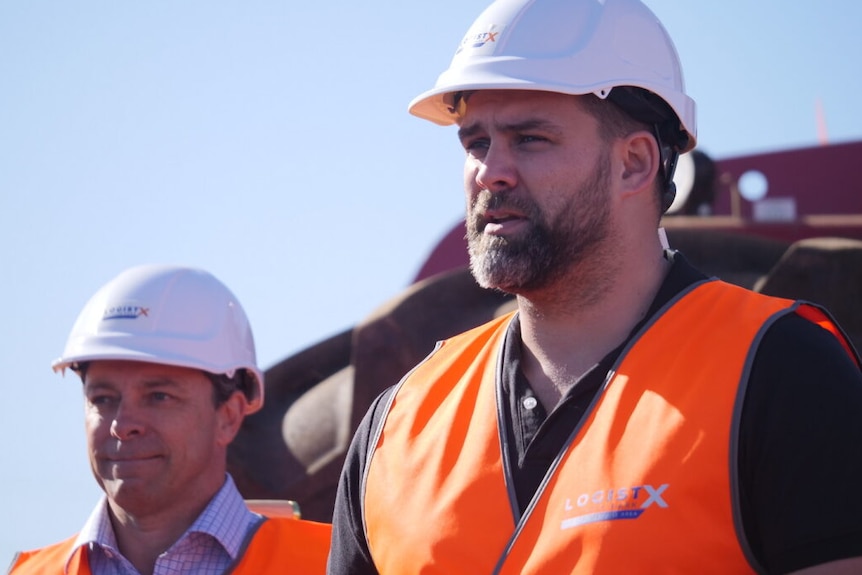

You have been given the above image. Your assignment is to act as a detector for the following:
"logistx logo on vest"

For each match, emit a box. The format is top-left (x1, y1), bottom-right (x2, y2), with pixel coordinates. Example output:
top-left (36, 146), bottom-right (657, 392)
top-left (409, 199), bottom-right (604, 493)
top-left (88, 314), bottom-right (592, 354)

top-left (560, 484), bottom-right (669, 530)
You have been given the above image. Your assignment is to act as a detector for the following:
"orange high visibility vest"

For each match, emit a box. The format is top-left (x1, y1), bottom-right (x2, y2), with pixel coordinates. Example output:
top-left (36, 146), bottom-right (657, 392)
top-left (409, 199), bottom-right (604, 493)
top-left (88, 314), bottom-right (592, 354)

top-left (7, 516), bottom-right (331, 574)
top-left (364, 280), bottom-right (856, 574)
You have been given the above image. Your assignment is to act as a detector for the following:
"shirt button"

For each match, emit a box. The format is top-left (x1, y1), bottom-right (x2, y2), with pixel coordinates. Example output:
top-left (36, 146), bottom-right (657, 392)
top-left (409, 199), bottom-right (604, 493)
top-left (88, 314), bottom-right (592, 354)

top-left (523, 397), bottom-right (538, 410)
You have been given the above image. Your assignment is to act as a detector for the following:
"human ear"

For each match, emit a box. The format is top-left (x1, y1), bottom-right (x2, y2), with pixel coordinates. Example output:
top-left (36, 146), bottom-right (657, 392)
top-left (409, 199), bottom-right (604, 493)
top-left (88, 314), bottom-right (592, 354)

top-left (215, 392), bottom-right (247, 447)
top-left (617, 130), bottom-right (660, 198)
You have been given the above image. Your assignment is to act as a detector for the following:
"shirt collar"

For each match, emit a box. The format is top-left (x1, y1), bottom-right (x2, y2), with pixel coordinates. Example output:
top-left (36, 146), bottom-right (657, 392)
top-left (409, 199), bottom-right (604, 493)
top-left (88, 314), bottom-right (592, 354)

top-left (185, 474), bottom-right (259, 558)
top-left (66, 474), bottom-right (259, 572)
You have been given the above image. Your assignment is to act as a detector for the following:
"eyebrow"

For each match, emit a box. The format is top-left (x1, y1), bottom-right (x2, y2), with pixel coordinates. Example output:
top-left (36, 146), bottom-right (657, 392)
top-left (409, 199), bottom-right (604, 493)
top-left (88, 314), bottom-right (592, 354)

top-left (458, 118), bottom-right (564, 142)
top-left (84, 377), bottom-right (184, 392)
top-left (83, 380), bottom-right (115, 393)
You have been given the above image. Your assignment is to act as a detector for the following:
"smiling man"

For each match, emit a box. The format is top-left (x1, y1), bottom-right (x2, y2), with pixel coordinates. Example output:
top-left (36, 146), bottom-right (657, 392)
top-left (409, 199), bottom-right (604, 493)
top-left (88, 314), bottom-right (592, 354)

top-left (327, 0), bottom-right (862, 573)
top-left (8, 265), bottom-right (330, 575)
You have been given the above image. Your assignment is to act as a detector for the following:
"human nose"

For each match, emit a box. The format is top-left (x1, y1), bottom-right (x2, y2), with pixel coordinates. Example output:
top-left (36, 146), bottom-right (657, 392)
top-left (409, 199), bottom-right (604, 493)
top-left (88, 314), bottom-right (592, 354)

top-left (473, 142), bottom-right (518, 193)
top-left (109, 400), bottom-right (145, 440)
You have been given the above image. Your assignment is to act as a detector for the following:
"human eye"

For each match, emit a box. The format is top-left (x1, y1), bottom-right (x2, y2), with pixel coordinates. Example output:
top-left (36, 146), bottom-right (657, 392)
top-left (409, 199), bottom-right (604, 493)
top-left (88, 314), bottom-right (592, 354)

top-left (86, 392), bottom-right (117, 408)
top-left (457, 124), bottom-right (489, 157)
top-left (461, 136), bottom-right (489, 155)
top-left (517, 133), bottom-right (549, 145)
top-left (149, 391), bottom-right (173, 403)
top-left (462, 138), bottom-right (492, 163)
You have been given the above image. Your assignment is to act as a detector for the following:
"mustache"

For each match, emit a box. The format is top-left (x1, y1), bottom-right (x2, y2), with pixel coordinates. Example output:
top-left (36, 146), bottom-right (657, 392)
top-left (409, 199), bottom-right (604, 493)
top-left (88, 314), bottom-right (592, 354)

top-left (469, 189), bottom-right (540, 227)
top-left (472, 189), bottom-right (538, 214)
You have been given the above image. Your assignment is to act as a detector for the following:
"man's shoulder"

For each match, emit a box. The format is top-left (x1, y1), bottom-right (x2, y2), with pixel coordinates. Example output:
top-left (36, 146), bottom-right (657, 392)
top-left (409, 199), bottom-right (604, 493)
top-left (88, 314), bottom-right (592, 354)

top-left (7, 535), bottom-right (82, 574)
top-left (234, 517), bottom-right (330, 573)
top-left (253, 516), bottom-right (332, 539)
top-left (755, 311), bottom-right (860, 379)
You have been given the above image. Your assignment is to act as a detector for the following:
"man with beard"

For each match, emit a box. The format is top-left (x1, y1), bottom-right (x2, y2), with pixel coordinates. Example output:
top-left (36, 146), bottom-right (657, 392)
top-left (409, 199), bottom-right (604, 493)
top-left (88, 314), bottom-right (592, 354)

top-left (327, 0), bottom-right (862, 573)
top-left (9, 265), bottom-right (331, 575)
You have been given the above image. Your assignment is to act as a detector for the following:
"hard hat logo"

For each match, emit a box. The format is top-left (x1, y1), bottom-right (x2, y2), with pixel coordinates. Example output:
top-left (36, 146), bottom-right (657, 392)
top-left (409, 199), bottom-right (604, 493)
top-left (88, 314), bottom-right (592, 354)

top-left (456, 25), bottom-right (503, 55)
top-left (103, 304), bottom-right (150, 320)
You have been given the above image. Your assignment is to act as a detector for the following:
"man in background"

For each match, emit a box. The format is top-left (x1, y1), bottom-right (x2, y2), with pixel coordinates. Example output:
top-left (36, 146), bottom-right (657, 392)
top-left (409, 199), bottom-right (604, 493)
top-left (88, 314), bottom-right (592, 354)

top-left (9, 264), bottom-right (330, 575)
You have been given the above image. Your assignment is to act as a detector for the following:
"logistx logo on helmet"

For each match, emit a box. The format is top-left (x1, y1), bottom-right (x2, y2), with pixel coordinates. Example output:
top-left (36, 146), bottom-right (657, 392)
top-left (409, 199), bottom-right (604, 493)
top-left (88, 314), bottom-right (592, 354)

top-left (103, 304), bottom-right (150, 320)
top-left (455, 24), bottom-right (504, 55)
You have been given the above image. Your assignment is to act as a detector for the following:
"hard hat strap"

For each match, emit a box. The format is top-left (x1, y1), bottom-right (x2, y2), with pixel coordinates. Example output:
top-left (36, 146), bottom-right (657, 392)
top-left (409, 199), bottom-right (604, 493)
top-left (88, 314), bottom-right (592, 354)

top-left (654, 123), bottom-right (680, 213)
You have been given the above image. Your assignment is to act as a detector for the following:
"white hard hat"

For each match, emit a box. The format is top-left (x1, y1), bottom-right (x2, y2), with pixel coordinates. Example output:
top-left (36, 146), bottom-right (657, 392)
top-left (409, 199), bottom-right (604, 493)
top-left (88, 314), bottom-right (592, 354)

top-left (53, 264), bottom-right (264, 414)
top-left (408, 0), bottom-right (697, 152)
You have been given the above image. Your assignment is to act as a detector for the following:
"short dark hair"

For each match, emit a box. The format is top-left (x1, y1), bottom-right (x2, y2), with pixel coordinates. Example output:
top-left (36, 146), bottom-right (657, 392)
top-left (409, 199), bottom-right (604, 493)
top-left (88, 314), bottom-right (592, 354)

top-left (204, 369), bottom-right (255, 408)
top-left (579, 91), bottom-right (651, 143)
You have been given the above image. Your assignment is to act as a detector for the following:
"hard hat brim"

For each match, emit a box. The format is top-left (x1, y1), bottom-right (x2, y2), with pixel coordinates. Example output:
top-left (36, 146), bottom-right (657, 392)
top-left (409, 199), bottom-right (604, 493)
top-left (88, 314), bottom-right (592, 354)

top-left (53, 345), bottom-right (265, 415)
top-left (408, 78), bottom-right (697, 153)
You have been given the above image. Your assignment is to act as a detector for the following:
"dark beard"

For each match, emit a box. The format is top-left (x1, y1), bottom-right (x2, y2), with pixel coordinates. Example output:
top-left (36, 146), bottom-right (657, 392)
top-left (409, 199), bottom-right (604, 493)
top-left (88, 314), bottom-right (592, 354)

top-left (466, 156), bottom-right (611, 294)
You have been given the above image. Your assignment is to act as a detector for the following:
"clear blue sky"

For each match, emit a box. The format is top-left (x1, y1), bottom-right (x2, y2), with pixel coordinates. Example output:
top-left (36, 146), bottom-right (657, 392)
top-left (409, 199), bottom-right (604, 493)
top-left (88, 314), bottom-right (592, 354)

top-left (1, 0), bottom-right (860, 561)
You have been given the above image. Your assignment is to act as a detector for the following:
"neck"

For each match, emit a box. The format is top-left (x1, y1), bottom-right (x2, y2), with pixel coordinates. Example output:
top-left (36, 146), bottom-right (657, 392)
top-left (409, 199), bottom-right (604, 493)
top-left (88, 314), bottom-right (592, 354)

top-left (108, 476), bottom-right (224, 575)
top-left (517, 242), bottom-right (669, 410)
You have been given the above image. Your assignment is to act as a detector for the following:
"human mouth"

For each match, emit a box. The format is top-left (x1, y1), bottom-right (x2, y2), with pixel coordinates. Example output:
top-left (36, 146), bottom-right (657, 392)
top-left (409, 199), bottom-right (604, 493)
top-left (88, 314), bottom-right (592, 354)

top-left (480, 208), bottom-right (528, 235)
top-left (101, 452), bottom-right (161, 474)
